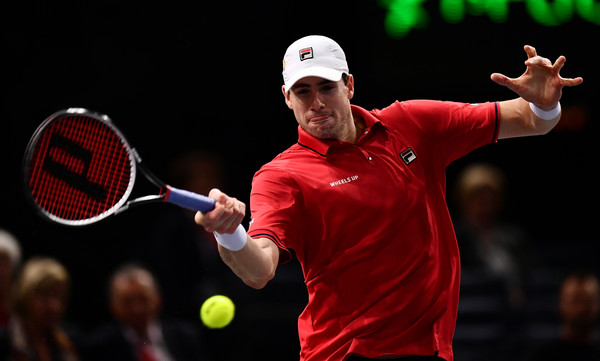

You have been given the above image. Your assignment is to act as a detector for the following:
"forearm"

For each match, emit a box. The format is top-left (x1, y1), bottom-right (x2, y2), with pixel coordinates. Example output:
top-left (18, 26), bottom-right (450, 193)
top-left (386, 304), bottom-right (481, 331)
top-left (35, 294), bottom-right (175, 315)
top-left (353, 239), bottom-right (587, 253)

top-left (497, 98), bottom-right (560, 139)
top-left (218, 236), bottom-right (279, 289)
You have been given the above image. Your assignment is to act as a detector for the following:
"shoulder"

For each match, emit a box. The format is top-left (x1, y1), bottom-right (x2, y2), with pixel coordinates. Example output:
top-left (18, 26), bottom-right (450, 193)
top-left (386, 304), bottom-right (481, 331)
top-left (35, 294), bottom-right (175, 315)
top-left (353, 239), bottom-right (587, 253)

top-left (374, 99), bottom-right (492, 121)
top-left (356, 100), bottom-right (458, 136)
top-left (252, 144), bottom-right (319, 186)
top-left (372, 99), bottom-right (450, 117)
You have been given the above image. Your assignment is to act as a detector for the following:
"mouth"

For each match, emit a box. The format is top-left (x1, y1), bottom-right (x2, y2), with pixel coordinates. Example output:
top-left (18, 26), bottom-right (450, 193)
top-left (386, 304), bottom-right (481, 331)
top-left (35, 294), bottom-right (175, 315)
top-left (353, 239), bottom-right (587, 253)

top-left (309, 114), bottom-right (333, 123)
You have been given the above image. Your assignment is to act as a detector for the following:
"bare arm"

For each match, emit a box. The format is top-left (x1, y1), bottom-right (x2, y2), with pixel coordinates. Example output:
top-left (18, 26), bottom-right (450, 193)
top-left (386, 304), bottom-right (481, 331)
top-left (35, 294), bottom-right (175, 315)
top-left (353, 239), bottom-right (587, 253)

top-left (492, 45), bottom-right (583, 139)
top-left (195, 189), bottom-right (279, 289)
top-left (497, 97), bottom-right (556, 139)
top-left (217, 236), bottom-right (279, 289)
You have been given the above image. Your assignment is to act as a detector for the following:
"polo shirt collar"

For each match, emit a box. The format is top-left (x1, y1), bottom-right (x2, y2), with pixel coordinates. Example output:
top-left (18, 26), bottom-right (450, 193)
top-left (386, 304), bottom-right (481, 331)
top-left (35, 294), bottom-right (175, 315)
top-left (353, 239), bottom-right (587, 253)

top-left (297, 104), bottom-right (382, 158)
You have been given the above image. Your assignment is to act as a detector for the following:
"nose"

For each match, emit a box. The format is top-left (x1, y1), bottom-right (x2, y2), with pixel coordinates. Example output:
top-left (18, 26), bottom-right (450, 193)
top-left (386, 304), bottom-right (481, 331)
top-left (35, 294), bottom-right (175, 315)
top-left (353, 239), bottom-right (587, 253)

top-left (44, 295), bottom-right (64, 322)
top-left (309, 92), bottom-right (325, 111)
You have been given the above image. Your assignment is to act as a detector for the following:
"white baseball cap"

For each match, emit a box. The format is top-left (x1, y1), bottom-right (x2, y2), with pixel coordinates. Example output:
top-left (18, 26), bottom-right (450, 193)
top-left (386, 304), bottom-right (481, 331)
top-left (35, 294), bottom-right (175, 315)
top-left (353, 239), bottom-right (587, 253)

top-left (282, 35), bottom-right (349, 93)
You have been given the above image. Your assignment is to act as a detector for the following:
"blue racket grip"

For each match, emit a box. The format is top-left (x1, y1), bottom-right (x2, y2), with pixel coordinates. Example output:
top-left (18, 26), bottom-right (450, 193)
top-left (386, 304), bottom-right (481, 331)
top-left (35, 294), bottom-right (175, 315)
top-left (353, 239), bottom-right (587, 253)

top-left (165, 186), bottom-right (216, 213)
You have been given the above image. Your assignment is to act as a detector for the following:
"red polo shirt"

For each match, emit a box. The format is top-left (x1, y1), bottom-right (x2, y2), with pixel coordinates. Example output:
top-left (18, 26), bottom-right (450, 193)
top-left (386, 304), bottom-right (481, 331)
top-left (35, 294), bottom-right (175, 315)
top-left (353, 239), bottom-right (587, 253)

top-left (248, 100), bottom-right (499, 361)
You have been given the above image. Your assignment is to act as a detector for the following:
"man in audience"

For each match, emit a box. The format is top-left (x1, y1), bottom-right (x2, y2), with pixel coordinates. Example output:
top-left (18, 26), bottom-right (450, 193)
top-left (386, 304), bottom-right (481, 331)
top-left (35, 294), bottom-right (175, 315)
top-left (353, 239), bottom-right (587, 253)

top-left (530, 270), bottom-right (600, 361)
top-left (85, 263), bottom-right (210, 361)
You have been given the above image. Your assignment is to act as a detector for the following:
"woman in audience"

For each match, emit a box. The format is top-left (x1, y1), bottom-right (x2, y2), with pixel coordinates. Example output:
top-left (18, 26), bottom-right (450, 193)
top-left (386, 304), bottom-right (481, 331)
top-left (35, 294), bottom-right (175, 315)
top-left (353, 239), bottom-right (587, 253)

top-left (8, 257), bottom-right (79, 361)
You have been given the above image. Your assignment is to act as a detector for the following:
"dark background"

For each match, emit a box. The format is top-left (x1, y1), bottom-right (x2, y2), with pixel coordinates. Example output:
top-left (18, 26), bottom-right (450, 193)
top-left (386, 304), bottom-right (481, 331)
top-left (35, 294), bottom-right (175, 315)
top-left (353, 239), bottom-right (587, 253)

top-left (2, 0), bottom-right (597, 360)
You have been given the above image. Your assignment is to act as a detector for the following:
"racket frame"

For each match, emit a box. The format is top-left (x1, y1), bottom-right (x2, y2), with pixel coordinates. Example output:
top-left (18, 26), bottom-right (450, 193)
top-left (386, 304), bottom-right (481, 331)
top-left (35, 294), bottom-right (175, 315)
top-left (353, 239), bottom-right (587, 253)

top-left (23, 108), bottom-right (214, 226)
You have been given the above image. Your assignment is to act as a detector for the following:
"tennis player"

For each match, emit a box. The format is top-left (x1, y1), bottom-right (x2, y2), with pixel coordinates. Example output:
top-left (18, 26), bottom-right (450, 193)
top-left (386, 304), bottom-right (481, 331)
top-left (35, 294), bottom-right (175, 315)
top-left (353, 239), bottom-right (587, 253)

top-left (195, 35), bottom-right (582, 361)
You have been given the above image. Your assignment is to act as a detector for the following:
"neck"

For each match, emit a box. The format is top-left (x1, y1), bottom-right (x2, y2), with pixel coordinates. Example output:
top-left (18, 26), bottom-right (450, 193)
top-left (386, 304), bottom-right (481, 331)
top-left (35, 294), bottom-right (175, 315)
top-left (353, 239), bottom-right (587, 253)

top-left (336, 105), bottom-right (364, 144)
top-left (339, 114), bottom-right (365, 144)
top-left (353, 115), bottom-right (366, 142)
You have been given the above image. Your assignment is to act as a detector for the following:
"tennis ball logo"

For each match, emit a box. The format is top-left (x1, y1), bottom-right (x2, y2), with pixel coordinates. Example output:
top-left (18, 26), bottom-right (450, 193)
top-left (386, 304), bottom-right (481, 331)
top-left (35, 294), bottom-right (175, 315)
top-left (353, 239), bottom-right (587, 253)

top-left (200, 295), bottom-right (235, 329)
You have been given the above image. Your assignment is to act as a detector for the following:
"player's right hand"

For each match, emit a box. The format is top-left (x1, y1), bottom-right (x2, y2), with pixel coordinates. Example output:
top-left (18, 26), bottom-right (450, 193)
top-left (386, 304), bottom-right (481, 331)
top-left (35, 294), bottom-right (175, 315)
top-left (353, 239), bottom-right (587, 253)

top-left (194, 188), bottom-right (246, 234)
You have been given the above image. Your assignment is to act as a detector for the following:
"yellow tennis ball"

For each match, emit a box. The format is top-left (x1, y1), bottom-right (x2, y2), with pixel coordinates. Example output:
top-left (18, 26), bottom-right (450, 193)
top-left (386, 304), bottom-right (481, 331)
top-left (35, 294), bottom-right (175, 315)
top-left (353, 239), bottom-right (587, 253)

top-left (200, 295), bottom-right (235, 329)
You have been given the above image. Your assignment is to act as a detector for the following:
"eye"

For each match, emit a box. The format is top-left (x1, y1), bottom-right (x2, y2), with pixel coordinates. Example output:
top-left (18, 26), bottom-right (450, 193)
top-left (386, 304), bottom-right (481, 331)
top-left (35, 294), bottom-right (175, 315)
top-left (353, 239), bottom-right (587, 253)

top-left (320, 84), bottom-right (336, 93)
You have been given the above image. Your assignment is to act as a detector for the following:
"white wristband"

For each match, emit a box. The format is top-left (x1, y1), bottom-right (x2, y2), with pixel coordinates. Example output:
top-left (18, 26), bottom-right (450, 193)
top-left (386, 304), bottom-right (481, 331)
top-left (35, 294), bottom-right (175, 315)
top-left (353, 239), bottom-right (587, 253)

top-left (214, 224), bottom-right (247, 251)
top-left (529, 102), bottom-right (561, 120)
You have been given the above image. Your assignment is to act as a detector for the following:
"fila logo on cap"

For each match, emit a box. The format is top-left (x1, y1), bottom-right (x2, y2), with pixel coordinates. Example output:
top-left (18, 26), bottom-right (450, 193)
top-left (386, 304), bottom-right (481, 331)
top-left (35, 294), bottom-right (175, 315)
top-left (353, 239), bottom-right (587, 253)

top-left (299, 47), bottom-right (313, 61)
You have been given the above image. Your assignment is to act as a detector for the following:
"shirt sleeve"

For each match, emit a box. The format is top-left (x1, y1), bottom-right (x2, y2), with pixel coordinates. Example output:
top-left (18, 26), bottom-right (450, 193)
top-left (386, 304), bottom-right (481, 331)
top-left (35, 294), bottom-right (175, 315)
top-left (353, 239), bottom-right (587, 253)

top-left (248, 164), bottom-right (301, 264)
top-left (377, 100), bottom-right (499, 166)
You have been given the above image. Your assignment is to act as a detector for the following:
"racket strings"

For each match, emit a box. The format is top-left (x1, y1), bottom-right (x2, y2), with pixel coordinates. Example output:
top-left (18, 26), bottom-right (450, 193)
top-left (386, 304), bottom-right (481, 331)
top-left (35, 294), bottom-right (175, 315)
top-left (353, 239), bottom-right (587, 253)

top-left (64, 117), bottom-right (92, 219)
top-left (28, 115), bottom-right (134, 222)
top-left (92, 119), bottom-right (131, 216)
top-left (29, 126), bottom-right (56, 216)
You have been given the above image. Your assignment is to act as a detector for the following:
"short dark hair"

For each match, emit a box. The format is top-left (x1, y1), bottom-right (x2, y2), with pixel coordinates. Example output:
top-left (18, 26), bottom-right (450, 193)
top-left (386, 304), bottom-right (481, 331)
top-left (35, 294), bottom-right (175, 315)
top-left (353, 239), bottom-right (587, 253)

top-left (342, 73), bottom-right (350, 85)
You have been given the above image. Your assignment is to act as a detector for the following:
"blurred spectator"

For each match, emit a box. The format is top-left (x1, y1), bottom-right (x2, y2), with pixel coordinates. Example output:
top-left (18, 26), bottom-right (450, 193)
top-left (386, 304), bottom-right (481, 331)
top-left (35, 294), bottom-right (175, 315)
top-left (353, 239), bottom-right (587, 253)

top-left (0, 229), bottom-right (21, 331)
top-left (131, 150), bottom-right (228, 320)
top-left (6, 256), bottom-right (79, 361)
top-left (84, 263), bottom-right (209, 361)
top-left (451, 163), bottom-right (531, 361)
top-left (453, 162), bottom-right (529, 308)
top-left (167, 150), bottom-right (225, 204)
top-left (530, 271), bottom-right (600, 361)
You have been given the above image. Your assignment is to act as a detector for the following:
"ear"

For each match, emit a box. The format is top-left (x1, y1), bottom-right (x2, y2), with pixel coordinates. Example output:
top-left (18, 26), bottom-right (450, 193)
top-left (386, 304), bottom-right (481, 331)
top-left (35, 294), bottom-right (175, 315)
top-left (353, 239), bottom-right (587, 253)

top-left (346, 75), bottom-right (355, 100)
top-left (282, 85), bottom-right (293, 109)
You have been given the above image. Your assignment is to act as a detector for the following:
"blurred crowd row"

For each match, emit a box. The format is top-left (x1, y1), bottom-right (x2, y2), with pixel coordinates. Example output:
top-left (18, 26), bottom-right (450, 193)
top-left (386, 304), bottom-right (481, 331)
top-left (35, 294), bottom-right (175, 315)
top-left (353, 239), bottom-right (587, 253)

top-left (0, 159), bottom-right (598, 361)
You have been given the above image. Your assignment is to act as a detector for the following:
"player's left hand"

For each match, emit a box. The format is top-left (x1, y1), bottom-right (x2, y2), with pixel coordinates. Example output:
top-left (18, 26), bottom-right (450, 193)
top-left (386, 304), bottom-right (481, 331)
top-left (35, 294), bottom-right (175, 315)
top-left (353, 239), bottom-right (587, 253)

top-left (491, 45), bottom-right (583, 110)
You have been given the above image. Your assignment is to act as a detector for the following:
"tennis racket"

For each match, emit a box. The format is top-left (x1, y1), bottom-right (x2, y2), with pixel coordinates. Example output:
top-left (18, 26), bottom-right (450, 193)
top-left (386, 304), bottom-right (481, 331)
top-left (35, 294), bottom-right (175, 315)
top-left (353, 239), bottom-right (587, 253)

top-left (23, 108), bottom-right (216, 226)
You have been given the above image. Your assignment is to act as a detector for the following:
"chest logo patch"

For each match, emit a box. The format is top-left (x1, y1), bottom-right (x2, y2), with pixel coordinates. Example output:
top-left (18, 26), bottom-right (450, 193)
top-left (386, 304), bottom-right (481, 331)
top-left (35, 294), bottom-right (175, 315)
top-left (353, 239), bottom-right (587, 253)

top-left (400, 147), bottom-right (417, 165)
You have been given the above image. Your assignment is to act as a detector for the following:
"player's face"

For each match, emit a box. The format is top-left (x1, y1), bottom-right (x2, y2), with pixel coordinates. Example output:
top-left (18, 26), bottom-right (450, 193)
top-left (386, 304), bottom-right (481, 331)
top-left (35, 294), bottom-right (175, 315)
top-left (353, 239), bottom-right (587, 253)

top-left (283, 76), bottom-right (355, 141)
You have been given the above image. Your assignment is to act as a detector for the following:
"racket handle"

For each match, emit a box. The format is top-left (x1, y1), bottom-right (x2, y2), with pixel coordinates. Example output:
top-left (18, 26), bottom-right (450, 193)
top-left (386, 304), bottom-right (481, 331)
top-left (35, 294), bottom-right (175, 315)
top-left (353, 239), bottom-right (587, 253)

top-left (165, 186), bottom-right (216, 213)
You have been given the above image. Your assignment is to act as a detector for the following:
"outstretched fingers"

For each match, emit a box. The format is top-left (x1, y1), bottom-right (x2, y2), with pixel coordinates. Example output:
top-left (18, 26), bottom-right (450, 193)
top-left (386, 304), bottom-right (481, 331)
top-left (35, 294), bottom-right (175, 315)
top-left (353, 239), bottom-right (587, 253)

top-left (524, 45), bottom-right (537, 59)
top-left (490, 72), bottom-right (512, 86)
top-left (552, 55), bottom-right (566, 72)
top-left (490, 72), bottom-right (522, 94)
top-left (553, 56), bottom-right (584, 87)
top-left (491, 45), bottom-right (583, 105)
top-left (562, 76), bottom-right (584, 87)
